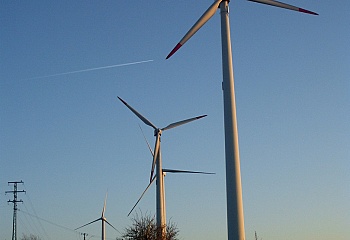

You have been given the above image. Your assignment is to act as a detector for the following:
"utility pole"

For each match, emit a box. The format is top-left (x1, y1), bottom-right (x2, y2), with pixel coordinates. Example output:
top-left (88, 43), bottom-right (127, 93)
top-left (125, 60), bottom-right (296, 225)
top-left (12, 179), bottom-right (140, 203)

top-left (6, 180), bottom-right (26, 240)
top-left (81, 233), bottom-right (88, 240)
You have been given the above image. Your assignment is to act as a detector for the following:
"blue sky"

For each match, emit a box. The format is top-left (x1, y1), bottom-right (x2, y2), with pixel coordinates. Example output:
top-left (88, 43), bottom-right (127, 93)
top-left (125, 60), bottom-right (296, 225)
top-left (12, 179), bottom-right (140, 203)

top-left (1, 1), bottom-right (349, 240)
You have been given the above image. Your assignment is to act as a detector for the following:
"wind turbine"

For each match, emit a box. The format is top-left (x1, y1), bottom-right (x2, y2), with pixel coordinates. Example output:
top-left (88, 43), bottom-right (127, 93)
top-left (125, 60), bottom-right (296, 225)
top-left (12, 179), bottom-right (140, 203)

top-left (118, 96), bottom-right (211, 237)
top-left (127, 127), bottom-right (215, 218)
top-left (75, 193), bottom-right (119, 240)
top-left (166, 1), bottom-right (317, 240)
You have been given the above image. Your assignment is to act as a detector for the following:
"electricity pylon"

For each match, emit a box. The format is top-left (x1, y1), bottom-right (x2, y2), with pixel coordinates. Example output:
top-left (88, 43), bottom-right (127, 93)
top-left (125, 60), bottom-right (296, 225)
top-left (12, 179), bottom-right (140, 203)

top-left (6, 180), bottom-right (26, 240)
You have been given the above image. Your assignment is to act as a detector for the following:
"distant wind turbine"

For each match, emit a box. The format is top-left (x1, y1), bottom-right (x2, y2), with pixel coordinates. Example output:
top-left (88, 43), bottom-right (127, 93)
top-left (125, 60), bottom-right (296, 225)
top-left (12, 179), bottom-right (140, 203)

top-left (166, 1), bottom-right (317, 240)
top-left (118, 96), bottom-right (212, 237)
top-left (75, 193), bottom-right (119, 240)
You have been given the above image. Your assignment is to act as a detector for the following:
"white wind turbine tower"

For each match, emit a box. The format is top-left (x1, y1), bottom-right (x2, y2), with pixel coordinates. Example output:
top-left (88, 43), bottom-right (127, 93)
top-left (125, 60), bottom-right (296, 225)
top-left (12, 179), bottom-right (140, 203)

top-left (166, 1), bottom-right (318, 240)
top-left (118, 96), bottom-right (212, 237)
top-left (75, 193), bottom-right (119, 240)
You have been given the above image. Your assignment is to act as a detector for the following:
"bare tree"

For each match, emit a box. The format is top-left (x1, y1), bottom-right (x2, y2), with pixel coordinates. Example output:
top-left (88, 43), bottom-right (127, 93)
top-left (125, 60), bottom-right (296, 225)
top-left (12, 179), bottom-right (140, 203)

top-left (117, 212), bottom-right (179, 240)
top-left (20, 234), bottom-right (41, 240)
top-left (255, 231), bottom-right (262, 240)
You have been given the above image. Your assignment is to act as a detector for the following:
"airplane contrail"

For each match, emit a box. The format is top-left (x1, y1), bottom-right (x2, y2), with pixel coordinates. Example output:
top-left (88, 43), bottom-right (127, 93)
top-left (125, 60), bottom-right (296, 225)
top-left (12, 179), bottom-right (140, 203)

top-left (26, 59), bottom-right (154, 80)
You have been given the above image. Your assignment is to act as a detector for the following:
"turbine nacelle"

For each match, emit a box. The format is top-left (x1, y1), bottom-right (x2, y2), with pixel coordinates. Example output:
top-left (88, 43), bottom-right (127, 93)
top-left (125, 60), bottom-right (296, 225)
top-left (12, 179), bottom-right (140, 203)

top-left (154, 128), bottom-right (162, 137)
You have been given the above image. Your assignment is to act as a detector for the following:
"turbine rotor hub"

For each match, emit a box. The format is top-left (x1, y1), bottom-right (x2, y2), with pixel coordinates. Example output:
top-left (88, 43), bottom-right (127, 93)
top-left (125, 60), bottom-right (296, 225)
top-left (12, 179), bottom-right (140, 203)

top-left (154, 129), bottom-right (162, 136)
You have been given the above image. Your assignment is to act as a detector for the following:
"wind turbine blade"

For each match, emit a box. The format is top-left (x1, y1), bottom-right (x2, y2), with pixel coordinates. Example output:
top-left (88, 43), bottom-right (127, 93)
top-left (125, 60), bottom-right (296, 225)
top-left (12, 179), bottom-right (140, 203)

top-left (105, 219), bottom-right (121, 234)
top-left (102, 192), bottom-right (108, 217)
top-left (127, 176), bottom-right (156, 217)
top-left (166, 0), bottom-right (221, 59)
top-left (74, 218), bottom-right (101, 230)
top-left (150, 134), bottom-right (160, 182)
top-left (118, 97), bottom-right (158, 130)
top-left (163, 169), bottom-right (215, 174)
top-left (139, 124), bottom-right (154, 156)
top-left (247, 0), bottom-right (318, 15)
top-left (161, 115), bottom-right (207, 131)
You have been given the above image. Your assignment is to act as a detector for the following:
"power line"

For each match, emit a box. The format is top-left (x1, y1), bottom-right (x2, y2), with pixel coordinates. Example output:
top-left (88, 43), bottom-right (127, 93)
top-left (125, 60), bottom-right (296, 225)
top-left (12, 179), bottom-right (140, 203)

top-left (19, 209), bottom-right (118, 240)
top-left (18, 209), bottom-right (76, 233)
top-left (22, 203), bottom-right (45, 239)
top-left (18, 216), bottom-right (31, 236)
top-left (23, 183), bottom-right (51, 240)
